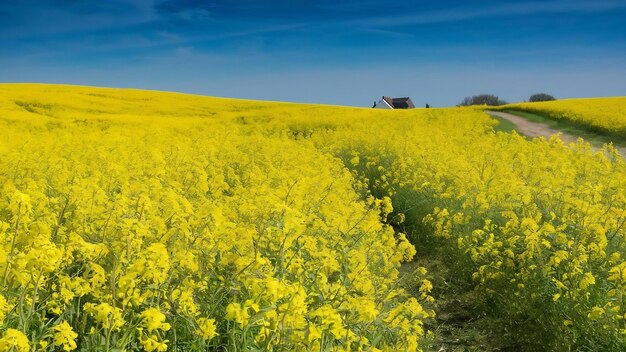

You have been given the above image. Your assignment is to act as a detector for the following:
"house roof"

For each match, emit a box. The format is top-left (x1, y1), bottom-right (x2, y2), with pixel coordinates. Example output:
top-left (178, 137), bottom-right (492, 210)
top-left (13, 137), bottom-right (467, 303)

top-left (382, 96), bottom-right (415, 109)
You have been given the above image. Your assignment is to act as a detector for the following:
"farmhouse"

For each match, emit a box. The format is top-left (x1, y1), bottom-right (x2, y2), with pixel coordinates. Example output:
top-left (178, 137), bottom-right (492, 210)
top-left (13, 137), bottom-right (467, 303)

top-left (373, 96), bottom-right (415, 109)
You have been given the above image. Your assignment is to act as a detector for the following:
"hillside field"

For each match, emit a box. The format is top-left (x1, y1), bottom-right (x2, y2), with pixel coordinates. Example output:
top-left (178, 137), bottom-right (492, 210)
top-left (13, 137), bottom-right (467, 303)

top-left (2, 84), bottom-right (626, 351)
top-left (495, 97), bottom-right (626, 139)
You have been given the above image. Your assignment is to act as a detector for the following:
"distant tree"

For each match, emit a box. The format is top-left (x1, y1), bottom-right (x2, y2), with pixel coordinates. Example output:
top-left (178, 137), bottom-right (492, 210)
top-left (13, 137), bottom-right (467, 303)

top-left (458, 94), bottom-right (508, 107)
top-left (425, 103), bottom-right (430, 108)
top-left (528, 93), bottom-right (556, 102)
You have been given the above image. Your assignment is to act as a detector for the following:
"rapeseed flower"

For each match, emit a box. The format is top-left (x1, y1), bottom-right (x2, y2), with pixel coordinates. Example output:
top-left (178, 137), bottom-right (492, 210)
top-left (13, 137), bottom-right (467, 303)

top-left (53, 321), bottom-right (78, 351)
top-left (140, 307), bottom-right (171, 332)
top-left (196, 318), bottom-right (218, 341)
top-left (0, 329), bottom-right (29, 352)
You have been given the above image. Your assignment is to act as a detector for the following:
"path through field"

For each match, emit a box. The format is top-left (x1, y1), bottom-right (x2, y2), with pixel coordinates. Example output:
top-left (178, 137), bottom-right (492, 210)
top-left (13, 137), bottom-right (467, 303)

top-left (487, 110), bottom-right (581, 142)
top-left (486, 110), bottom-right (626, 156)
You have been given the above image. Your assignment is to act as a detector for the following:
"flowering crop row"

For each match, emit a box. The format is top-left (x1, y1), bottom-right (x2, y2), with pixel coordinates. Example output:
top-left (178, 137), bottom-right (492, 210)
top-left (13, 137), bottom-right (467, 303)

top-left (308, 106), bottom-right (626, 350)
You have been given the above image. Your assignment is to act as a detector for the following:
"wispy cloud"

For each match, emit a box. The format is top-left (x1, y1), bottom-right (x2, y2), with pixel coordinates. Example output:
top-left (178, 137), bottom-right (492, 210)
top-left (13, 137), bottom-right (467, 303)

top-left (356, 27), bottom-right (414, 38)
top-left (351, 0), bottom-right (626, 27)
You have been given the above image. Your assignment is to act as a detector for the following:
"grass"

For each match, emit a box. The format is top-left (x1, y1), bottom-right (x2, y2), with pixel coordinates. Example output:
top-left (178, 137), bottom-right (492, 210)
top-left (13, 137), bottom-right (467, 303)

top-left (498, 109), bottom-right (626, 149)
top-left (491, 115), bottom-right (520, 134)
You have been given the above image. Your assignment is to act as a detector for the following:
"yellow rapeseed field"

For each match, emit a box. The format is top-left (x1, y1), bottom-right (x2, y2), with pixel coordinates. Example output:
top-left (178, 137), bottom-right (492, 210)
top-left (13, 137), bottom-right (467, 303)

top-left (0, 84), bottom-right (431, 351)
top-left (498, 97), bottom-right (626, 137)
top-left (1, 84), bottom-right (626, 350)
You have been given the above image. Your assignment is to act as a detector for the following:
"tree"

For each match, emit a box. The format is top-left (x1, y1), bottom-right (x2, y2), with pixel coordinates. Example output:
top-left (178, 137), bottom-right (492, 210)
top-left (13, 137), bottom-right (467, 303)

top-left (529, 93), bottom-right (556, 102)
top-left (458, 94), bottom-right (508, 107)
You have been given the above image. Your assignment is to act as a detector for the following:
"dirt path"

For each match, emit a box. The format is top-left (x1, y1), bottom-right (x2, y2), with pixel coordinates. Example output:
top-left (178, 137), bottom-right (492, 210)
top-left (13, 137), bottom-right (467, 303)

top-left (486, 110), bottom-right (626, 156)
top-left (487, 110), bottom-right (580, 143)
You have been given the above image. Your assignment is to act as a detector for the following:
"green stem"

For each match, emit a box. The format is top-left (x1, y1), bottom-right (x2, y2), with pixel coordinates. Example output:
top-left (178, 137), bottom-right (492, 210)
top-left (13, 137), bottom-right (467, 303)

top-left (28, 272), bottom-right (42, 320)
top-left (3, 205), bottom-right (22, 287)
top-left (105, 326), bottom-right (112, 351)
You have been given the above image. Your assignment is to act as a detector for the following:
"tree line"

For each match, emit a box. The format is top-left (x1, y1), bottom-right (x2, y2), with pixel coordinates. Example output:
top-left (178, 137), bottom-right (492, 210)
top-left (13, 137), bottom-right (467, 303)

top-left (458, 93), bottom-right (555, 106)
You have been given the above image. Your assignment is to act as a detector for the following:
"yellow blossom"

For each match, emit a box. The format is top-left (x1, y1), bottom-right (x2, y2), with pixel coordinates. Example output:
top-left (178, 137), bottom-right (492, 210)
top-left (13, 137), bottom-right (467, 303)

top-left (53, 321), bottom-right (78, 351)
top-left (0, 329), bottom-right (29, 352)
top-left (196, 318), bottom-right (218, 341)
top-left (140, 308), bottom-right (171, 333)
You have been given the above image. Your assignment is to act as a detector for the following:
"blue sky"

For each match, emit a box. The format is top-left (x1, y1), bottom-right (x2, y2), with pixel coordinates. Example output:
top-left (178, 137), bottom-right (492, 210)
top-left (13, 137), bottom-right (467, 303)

top-left (1, 0), bottom-right (625, 107)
